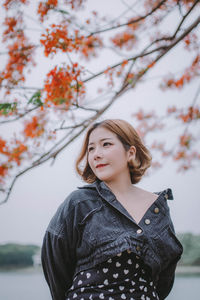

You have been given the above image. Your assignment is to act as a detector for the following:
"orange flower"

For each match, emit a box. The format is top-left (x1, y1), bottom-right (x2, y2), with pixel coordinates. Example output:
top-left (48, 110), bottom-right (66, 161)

top-left (40, 24), bottom-right (74, 56)
top-left (69, 0), bottom-right (85, 10)
top-left (167, 106), bottom-right (177, 113)
top-left (44, 65), bottom-right (85, 107)
top-left (40, 24), bottom-right (102, 59)
top-left (127, 17), bottom-right (143, 30)
top-left (79, 35), bottom-right (103, 59)
top-left (111, 31), bottom-right (136, 50)
top-left (24, 116), bottom-right (45, 138)
top-left (174, 151), bottom-right (186, 160)
top-left (180, 135), bottom-right (192, 148)
top-left (3, 17), bottom-right (18, 36)
top-left (0, 164), bottom-right (8, 178)
top-left (0, 138), bottom-right (9, 155)
top-left (37, 0), bottom-right (58, 22)
top-left (178, 106), bottom-right (200, 123)
top-left (162, 55), bottom-right (200, 90)
top-left (147, 61), bottom-right (155, 69)
top-left (1, 35), bottom-right (35, 87)
top-left (121, 60), bottom-right (128, 67)
top-left (4, 0), bottom-right (27, 10)
top-left (8, 141), bottom-right (28, 166)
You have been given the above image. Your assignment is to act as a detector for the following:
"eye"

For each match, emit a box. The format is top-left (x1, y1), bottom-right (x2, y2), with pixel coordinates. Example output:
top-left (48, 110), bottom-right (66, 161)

top-left (103, 142), bottom-right (112, 147)
top-left (88, 146), bottom-right (94, 152)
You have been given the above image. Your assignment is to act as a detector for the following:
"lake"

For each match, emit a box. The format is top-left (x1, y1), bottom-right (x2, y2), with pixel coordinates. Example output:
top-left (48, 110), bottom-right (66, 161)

top-left (0, 269), bottom-right (199, 300)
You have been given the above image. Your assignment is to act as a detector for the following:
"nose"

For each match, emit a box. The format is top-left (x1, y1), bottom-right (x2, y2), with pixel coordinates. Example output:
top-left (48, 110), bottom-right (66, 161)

top-left (93, 147), bottom-right (103, 160)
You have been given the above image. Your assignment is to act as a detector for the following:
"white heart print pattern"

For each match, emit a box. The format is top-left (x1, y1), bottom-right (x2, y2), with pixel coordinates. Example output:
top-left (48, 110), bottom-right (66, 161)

top-left (103, 268), bottom-right (108, 273)
top-left (116, 262), bottom-right (121, 267)
top-left (66, 250), bottom-right (158, 300)
top-left (104, 279), bottom-right (109, 285)
top-left (99, 293), bottom-right (104, 299)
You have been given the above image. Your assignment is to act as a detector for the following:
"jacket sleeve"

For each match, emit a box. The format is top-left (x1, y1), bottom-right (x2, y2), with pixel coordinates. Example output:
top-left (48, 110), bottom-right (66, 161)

top-left (156, 210), bottom-right (183, 299)
top-left (156, 259), bottom-right (178, 300)
top-left (41, 197), bottom-right (78, 300)
top-left (156, 188), bottom-right (183, 299)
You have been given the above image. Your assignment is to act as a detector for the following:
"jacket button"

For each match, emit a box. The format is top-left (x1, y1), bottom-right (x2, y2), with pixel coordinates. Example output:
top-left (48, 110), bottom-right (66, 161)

top-left (154, 207), bottom-right (159, 214)
top-left (145, 218), bottom-right (151, 225)
top-left (136, 245), bottom-right (141, 252)
top-left (137, 229), bottom-right (143, 234)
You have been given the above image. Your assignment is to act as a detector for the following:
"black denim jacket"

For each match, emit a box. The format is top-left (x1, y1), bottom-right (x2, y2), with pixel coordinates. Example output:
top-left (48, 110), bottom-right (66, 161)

top-left (41, 180), bottom-right (183, 300)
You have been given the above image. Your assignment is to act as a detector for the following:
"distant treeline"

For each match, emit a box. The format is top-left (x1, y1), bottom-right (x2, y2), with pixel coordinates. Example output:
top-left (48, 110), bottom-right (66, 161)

top-left (0, 232), bottom-right (199, 268)
top-left (0, 243), bottom-right (40, 268)
top-left (177, 232), bottom-right (200, 266)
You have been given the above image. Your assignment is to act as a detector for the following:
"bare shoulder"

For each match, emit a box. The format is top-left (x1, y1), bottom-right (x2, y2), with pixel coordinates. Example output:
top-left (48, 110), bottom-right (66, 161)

top-left (132, 186), bottom-right (158, 203)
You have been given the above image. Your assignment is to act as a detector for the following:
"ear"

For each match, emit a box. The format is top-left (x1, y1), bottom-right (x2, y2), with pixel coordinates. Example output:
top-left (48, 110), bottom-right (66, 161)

top-left (127, 145), bottom-right (136, 161)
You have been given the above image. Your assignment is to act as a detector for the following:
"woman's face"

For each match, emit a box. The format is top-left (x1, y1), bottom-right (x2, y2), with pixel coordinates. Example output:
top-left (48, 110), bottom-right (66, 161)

top-left (87, 127), bottom-right (134, 184)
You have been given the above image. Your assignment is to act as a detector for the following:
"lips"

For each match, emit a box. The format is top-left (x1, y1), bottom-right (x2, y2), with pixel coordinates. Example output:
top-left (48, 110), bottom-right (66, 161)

top-left (96, 164), bottom-right (108, 168)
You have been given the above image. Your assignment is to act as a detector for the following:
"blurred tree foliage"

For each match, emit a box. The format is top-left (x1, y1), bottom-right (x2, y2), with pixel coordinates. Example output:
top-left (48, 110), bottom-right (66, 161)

top-left (0, 243), bottom-right (39, 268)
top-left (0, 234), bottom-right (200, 268)
top-left (177, 232), bottom-right (200, 266)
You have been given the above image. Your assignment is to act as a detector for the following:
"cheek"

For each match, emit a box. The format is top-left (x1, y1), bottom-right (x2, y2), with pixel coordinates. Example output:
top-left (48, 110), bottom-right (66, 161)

top-left (87, 155), bottom-right (94, 169)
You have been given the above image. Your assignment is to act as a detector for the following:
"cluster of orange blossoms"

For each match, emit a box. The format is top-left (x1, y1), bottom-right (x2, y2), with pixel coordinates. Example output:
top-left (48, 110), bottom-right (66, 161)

top-left (40, 24), bottom-right (102, 59)
top-left (44, 64), bottom-right (85, 107)
top-left (184, 33), bottom-right (199, 51)
top-left (3, 0), bottom-right (27, 9)
top-left (1, 11), bottom-right (35, 91)
top-left (24, 116), bottom-right (45, 139)
top-left (3, 17), bottom-right (18, 38)
top-left (132, 109), bottom-right (156, 121)
top-left (167, 105), bottom-right (200, 123)
top-left (111, 32), bottom-right (136, 50)
top-left (37, 0), bottom-right (58, 22)
top-left (173, 149), bottom-right (200, 171)
top-left (144, 0), bottom-right (194, 12)
top-left (111, 17), bottom-right (143, 50)
top-left (68, 0), bottom-right (85, 9)
top-left (178, 106), bottom-right (200, 123)
top-left (0, 138), bottom-right (28, 181)
top-left (179, 134), bottom-right (192, 148)
top-left (164, 55), bottom-right (200, 89)
top-left (0, 37), bottom-right (35, 89)
top-left (37, 0), bottom-right (85, 20)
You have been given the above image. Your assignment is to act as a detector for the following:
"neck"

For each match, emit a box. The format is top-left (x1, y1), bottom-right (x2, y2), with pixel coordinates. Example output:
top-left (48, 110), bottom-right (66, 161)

top-left (104, 174), bottom-right (135, 197)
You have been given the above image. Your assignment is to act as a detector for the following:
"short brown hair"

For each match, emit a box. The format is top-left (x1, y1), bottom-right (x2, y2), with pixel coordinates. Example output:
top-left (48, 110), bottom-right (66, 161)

top-left (75, 119), bottom-right (152, 184)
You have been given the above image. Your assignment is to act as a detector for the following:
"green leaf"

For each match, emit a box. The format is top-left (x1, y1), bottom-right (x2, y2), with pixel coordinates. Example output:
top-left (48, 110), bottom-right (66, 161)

top-left (28, 91), bottom-right (43, 107)
top-left (0, 102), bottom-right (17, 115)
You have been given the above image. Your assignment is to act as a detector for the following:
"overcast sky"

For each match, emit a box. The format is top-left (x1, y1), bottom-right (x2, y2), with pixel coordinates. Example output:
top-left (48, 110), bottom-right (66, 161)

top-left (0, 0), bottom-right (199, 246)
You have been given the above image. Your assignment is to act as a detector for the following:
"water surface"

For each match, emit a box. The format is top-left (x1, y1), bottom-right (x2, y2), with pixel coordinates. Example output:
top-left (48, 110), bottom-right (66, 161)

top-left (0, 270), bottom-right (199, 300)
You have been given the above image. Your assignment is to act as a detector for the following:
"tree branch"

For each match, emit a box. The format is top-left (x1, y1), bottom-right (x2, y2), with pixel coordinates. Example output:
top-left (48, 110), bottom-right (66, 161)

top-left (88, 0), bottom-right (168, 36)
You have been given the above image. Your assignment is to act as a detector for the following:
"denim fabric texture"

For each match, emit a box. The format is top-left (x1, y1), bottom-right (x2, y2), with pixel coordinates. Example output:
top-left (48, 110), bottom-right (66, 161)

top-left (41, 180), bottom-right (183, 300)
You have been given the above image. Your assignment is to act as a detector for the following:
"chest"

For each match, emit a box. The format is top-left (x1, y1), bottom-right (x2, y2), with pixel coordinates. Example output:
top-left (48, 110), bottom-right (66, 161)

top-left (116, 194), bottom-right (158, 225)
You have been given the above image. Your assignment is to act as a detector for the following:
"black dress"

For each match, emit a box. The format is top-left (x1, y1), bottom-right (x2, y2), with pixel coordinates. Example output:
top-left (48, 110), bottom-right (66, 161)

top-left (65, 249), bottom-right (159, 300)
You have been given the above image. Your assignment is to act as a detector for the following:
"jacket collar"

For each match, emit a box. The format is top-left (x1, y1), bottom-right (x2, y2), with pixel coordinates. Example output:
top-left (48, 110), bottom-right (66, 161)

top-left (78, 179), bottom-right (116, 202)
top-left (78, 180), bottom-right (173, 201)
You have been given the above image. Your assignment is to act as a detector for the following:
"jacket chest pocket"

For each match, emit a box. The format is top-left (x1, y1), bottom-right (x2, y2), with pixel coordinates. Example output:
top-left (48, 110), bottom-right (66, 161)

top-left (152, 224), bottom-right (183, 268)
top-left (77, 204), bottom-right (121, 247)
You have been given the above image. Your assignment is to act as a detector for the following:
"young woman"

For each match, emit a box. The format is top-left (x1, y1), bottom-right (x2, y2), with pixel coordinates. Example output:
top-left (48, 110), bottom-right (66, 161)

top-left (41, 119), bottom-right (183, 300)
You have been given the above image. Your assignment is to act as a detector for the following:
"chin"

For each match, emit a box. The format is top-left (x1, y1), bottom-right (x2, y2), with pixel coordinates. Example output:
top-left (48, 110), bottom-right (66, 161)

top-left (99, 176), bottom-right (114, 184)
